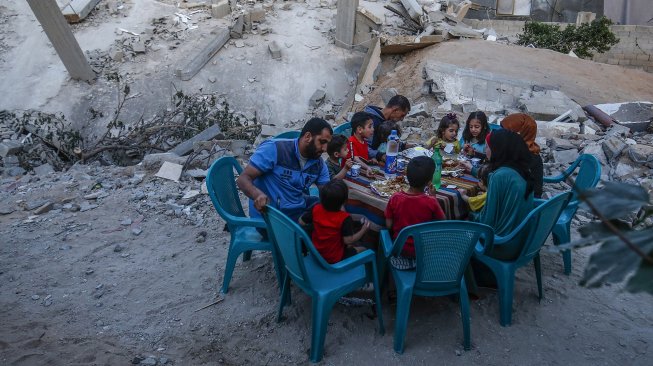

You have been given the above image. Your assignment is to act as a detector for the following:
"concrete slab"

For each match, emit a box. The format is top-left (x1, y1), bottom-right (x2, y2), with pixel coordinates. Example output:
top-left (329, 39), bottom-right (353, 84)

top-left (155, 162), bottom-right (183, 182)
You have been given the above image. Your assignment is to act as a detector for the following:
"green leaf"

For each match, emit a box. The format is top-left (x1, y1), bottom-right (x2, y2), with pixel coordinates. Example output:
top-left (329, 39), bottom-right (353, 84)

top-left (580, 181), bottom-right (650, 220)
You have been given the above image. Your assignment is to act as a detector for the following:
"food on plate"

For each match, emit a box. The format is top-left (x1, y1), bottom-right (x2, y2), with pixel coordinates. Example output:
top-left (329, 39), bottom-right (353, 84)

top-left (369, 176), bottom-right (409, 197)
top-left (442, 159), bottom-right (458, 169)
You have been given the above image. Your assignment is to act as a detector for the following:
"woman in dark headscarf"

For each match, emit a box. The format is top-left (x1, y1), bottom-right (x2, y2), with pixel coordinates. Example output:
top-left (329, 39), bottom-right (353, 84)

top-left (500, 113), bottom-right (543, 198)
top-left (475, 129), bottom-right (535, 242)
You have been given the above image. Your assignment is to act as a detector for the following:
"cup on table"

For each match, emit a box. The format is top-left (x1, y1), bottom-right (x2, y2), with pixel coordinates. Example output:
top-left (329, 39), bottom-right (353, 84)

top-left (471, 158), bottom-right (481, 168)
top-left (350, 164), bottom-right (361, 177)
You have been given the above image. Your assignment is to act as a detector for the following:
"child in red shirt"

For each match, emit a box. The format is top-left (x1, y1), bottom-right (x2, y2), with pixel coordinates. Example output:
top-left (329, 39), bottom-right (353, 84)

top-left (346, 112), bottom-right (376, 175)
top-left (299, 179), bottom-right (370, 263)
top-left (385, 156), bottom-right (445, 269)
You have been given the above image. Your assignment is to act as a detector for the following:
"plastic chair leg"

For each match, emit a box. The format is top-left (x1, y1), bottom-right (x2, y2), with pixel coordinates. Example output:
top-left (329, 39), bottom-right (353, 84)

top-left (309, 296), bottom-right (336, 363)
top-left (393, 285), bottom-right (414, 354)
top-left (495, 266), bottom-right (515, 327)
top-left (369, 262), bottom-right (385, 335)
top-left (552, 223), bottom-right (572, 275)
top-left (460, 279), bottom-right (471, 350)
top-left (243, 250), bottom-right (253, 261)
top-left (277, 274), bottom-right (291, 322)
top-left (221, 243), bottom-right (240, 294)
top-left (533, 254), bottom-right (543, 300)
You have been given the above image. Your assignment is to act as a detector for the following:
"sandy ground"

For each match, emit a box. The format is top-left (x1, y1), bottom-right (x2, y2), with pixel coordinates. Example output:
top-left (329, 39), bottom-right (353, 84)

top-left (1, 163), bottom-right (652, 365)
top-left (1, 1), bottom-right (653, 365)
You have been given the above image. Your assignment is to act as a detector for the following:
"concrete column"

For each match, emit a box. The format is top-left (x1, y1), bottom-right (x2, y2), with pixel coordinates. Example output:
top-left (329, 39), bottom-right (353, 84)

top-left (335, 0), bottom-right (358, 49)
top-left (26, 0), bottom-right (95, 81)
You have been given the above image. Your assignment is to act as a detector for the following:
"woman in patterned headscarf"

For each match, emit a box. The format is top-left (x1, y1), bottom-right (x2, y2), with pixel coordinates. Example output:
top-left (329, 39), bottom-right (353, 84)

top-left (501, 113), bottom-right (543, 198)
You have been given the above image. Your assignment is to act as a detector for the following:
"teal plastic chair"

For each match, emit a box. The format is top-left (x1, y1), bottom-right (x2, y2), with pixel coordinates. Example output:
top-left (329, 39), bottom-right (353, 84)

top-left (206, 156), bottom-right (281, 294)
top-left (380, 221), bottom-right (494, 353)
top-left (540, 154), bottom-right (601, 275)
top-left (474, 192), bottom-right (572, 326)
top-left (273, 130), bottom-right (300, 139)
top-left (263, 206), bottom-right (385, 363)
top-left (333, 122), bottom-right (351, 137)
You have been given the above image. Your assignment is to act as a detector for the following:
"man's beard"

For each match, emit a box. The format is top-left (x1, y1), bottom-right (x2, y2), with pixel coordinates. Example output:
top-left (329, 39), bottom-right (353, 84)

top-left (305, 139), bottom-right (321, 159)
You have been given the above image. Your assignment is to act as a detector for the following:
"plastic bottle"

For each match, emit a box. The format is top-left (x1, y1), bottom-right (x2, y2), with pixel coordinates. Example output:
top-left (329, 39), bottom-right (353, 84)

top-left (384, 130), bottom-right (399, 178)
top-left (432, 147), bottom-right (442, 189)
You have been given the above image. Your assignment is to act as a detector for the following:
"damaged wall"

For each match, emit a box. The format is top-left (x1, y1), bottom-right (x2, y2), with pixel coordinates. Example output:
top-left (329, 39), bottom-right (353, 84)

top-left (467, 0), bottom-right (604, 22)
top-left (604, 0), bottom-right (653, 26)
top-left (463, 19), bottom-right (653, 73)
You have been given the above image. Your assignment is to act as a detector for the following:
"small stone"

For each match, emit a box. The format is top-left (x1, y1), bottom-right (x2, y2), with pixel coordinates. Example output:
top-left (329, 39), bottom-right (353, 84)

top-left (455, 349), bottom-right (462, 356)
top-left (159, 357), bottom-right (169, 365)
top-left (31, 295), bottom-right (40, 300)
top-left (63, 203), bottom-right (81, 212)
top-left (85, 269), bottom-right (95, 275)
top-left (208, 76), bottom-right (217, 83)
top-left (80, 202), bottom-right (99, 212)
top-left (0, 141), bottom-right (23, 157)
top-left (132, 41), bottom-right (146, 53)
top-left (196, 231), bottom-right (207, 243)
top-left (0, 206), bottom-right (15, 215)
top-left (131, 227), bottom-right (143, 236)
top-left (114, 244), bottom-right (126, 253)
top-left (131, 191), bottom-right (146, 201)
top-left (33, 163), bottom-right (55, 175)
top-left (140, 356), bottom-right (158, 365)
top-left (131, 356), bottom-right (145, 364)
top-left (34, 202), bottom-right (54, 215)
top-left (120, 218), bottom-right (133, 226)
top-left (235, 40), bottom-right (245, 48)
top-left (268, 41), bottom-right (282, 60)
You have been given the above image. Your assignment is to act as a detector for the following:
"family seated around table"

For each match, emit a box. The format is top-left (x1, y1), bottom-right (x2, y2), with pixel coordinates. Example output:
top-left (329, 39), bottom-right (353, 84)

top-left (238, 110), bottom-right (540, 268)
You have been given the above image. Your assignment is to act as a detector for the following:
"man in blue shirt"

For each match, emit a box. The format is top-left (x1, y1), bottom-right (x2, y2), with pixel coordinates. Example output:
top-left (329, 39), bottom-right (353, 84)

top-left (237, 118), bottom-right (332, 221)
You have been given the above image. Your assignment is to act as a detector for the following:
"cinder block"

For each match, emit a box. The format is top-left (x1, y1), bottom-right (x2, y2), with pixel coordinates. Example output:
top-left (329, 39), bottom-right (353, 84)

top-left (211, 0), bottom-right (230, 19)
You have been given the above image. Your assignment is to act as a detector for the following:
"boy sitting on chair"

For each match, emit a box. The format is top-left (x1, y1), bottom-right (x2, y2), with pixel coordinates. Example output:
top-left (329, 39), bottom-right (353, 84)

top-left (385, 156), bottom-right (446, 270)
top-left (299, 179), bottom-right (370, 263)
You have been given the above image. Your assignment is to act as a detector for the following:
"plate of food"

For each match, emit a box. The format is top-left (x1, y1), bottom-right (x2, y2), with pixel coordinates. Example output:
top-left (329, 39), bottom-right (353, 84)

top-left (369, 176), bottom-right (409, 197)
top-left (401, 146), bottom-right (433, 159)
top-left (442, 158), bottom-right (460, 170)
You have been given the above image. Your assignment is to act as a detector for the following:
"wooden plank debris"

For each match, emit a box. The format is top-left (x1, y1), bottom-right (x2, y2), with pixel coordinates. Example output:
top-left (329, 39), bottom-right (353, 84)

top-left (175, 28), bottom-right (230, 81)
top-left (170, 124), bottom-right (222, 156)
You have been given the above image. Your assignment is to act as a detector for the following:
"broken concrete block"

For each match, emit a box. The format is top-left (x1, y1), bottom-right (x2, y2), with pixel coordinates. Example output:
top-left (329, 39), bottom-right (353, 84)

top-left (142, 152), bottom-right (186, 171)
top-left (595, 101), bottom-right (653, 133)
top-left (627, 144), bottom-right (653, 167)
top-left (268, 41), bottom-right (282, 60)
top-left (230, 16), bottom-right (244, 38)
top-left (407, 102), bottom-right (429, 118)
top-left (605, 123), bottom-right (631, 138)
top-left (110, 48), bottom-right (124, 62)
top-left (211, 0), bottom-right (231, 19)
top-left (580, 142), bottom-right (608, 167)
top-left (309, 89), bottom-right (326, 108)
top-left (380, 88), bottom-right (398, 105)
top-left (549, 138), bottom-right (576, 151)
top-left (250, 4), bottom-right (266, 22)
top-left (0, 141), bottom-right (23, 157)
top-left (520, 90), bottom-right (586, 122)
top-left (400, 0), bottom-right (424, 21)
top-left (155, 161), bottom-right (183, 182)
top-left (61, 0), bottom-right (102, 23)
top-left (552, 149), bottom-right (579, 165)
top-left (33, 163), bottom-right (55, 176)
top-left (132, 41), bottom-right (146, 53)
top-left (602, 136), bottom-right (627, 161)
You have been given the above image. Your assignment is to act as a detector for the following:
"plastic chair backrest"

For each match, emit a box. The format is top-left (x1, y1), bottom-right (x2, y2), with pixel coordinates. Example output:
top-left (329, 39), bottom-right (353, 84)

top-left (264, 206), bottom-right (311, 287)
top-left (274, 131), bottom-right (301, 139)
top-left (394, 221), bottom-right (494, 291)
top-left (518, 192), bottom-right (573, 260)
top-left (206, 156), bottom-right (246, 222)
top-left (569, 154), bottom-right (601, 206)
top-left (333, 122), bottom-right (352, 137)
